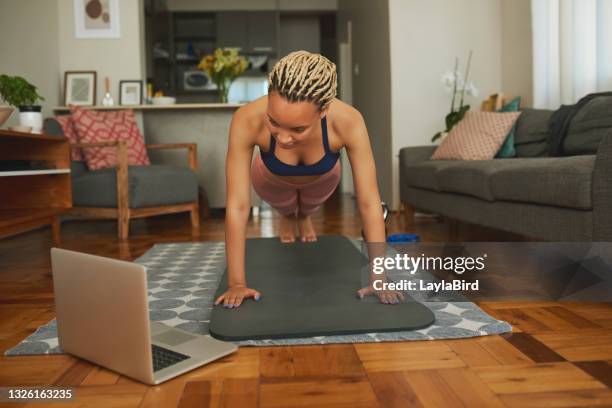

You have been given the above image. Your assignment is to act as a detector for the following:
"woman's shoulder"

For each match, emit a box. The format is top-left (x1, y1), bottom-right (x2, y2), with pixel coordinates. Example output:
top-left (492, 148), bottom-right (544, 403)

top-left (327, 99), bottom-right (365, 136)
top-left (232, 96), bottom-right (267, 134)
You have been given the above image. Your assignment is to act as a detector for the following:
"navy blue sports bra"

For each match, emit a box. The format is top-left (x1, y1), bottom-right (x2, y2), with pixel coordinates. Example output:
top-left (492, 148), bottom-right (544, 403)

top-left (260, 116), bottom-right (340, 176)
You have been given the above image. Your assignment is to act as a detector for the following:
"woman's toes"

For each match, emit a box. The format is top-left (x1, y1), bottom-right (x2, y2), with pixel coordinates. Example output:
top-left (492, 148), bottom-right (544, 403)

top-left (281, 235), bottom-right (295, 244)
top-left (279, 213), bottom-right (296, 243)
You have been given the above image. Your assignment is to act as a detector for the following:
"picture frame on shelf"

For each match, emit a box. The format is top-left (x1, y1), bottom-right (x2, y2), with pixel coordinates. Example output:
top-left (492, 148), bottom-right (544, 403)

top-left (119, 80), bottom-right (143, 106)
top-left (64, 71), bottom-right (97, 106)
top-left (73, 0), bottom-right (121, 39)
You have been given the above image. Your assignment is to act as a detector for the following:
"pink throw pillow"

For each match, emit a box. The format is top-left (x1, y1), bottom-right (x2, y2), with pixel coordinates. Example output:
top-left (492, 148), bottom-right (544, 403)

top-left (70, 105), bottom-right (150, 171)
top-left (431, 111), bottom-right (522, 160)
top-left (55, 115), bottom-right (83, 162)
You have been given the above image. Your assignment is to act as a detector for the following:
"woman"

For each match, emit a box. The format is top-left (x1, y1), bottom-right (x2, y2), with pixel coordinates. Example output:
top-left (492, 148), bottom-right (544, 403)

top-left (215, 51), bottom-right (400, 308)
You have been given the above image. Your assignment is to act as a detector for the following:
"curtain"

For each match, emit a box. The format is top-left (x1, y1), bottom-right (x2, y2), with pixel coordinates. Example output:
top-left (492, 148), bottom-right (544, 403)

top-left (531, 0), bottom-right (612, 109)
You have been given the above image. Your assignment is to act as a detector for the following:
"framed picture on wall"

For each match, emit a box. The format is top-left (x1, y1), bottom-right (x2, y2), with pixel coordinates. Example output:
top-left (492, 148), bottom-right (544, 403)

top-left (64, 71), bottom-right (97, 106)
top-left (73, 0), bottom-right (121, 39)
top-left (119, 80), bottom-right (143, 106)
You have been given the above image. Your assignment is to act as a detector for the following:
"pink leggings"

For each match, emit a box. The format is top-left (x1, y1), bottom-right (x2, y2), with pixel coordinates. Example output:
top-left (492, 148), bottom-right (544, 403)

top-left (251, 154), bottom-right (341, 216)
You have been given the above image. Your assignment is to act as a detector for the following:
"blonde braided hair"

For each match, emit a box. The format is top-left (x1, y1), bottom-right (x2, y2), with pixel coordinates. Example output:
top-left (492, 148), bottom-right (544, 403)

top-left (268, 50), bottom-right (337, 111)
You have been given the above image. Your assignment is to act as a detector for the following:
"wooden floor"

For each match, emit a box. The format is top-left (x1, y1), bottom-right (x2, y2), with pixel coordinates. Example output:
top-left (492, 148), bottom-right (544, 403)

top-left (0, 193), bottom-right (611, 407)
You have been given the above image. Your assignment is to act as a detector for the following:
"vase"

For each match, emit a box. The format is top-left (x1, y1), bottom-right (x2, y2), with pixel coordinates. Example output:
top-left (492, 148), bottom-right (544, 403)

top-left (217, 84), bottom-right (229, 103)
top-left (219, 90), bottom-right (229, 103)
top-left (216, 80), bottom-right (232, 103)
top-left (18, 105), bottom-right (42, 133)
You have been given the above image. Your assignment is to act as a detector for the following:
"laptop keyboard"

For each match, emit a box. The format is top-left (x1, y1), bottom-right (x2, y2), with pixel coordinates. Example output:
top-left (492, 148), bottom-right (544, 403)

top-left (152, 344), bottom-right (190, 372)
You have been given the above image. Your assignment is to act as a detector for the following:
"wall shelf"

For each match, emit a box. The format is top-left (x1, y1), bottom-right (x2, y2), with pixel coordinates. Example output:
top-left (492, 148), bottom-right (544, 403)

top-left (0, 169), bottom-right (71, 177)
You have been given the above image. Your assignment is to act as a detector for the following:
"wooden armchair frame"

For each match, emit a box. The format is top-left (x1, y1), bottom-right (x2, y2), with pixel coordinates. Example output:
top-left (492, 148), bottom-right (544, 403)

top-left (69, 141), bottom-right (200, 240)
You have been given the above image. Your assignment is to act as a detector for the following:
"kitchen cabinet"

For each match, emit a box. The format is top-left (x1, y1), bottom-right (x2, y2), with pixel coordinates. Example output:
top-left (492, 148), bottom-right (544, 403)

top-left (216, 12), bottom-right (277, 54)
top-left (247, 12), bottom-right (277, 53)
top-left (216, 12), bottom-right (248, 51)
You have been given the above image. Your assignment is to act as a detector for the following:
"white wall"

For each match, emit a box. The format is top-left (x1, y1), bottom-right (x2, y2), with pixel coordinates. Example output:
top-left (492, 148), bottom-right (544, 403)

top-left (501, 0), bottom-right (533, 107)
top-left (57, 0), bottom-right (145, 105)
top-left (0, 0), bottom-right (61, 127)
top-left (0, 0), bottom-right (145, 123)
top-left (388, 0), bottom-right (504, 209)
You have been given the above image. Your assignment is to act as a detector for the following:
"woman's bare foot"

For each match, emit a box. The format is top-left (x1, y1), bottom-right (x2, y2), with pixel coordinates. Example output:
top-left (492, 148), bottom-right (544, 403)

top-left (297, 213), bottom-right (317, 242)
top-left (279, 213), bottom-right (296, 243)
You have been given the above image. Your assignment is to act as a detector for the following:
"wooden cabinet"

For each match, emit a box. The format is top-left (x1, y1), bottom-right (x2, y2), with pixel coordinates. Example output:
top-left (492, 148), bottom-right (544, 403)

top-left (0, 130), bottom-right (71, 245)
top-left (216, 12), bottom-right (277, 54)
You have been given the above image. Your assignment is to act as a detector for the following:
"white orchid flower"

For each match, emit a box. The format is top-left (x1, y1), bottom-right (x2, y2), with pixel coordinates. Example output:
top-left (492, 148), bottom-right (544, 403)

top-left (466, 81), bottom-right (479, 97)
top-left (441, 71), bottom-right (456, 89)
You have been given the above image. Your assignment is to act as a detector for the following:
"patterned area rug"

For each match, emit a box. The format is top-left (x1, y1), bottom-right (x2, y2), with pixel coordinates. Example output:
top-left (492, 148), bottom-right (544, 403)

top-left (5, 241), bottom-right (511, 355)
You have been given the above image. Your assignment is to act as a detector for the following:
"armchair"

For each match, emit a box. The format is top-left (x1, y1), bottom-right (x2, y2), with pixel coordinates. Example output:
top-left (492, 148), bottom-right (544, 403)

top-left (44, 118), bottom-right (200, 240)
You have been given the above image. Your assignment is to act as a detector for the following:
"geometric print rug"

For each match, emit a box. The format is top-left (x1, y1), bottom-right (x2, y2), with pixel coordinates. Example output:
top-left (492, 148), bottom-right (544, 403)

top-left (5, 241), bottom-right (512, 356)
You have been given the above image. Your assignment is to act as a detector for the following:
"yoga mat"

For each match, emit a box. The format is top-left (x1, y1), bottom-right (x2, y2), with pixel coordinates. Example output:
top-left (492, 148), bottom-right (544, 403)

top-left (210, 236), bottom-right (435, 340)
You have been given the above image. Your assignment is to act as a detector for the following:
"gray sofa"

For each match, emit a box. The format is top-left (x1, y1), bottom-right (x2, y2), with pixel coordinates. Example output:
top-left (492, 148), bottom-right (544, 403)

top-left (399, 107), bottom-right (612, 241)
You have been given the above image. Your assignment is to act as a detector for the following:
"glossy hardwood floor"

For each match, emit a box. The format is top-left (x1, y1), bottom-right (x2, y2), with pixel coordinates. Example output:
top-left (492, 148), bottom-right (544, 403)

top-left (0, 193), bottom-right (611, 407)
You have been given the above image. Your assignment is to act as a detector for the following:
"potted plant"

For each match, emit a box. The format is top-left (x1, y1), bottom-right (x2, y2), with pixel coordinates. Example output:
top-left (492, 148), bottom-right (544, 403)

top-left (198, 48), bottom-right (248, 103)
top-left (432, 51), bottom-right (478, 143)
top-left (0, 74), bottom-right (45, 132)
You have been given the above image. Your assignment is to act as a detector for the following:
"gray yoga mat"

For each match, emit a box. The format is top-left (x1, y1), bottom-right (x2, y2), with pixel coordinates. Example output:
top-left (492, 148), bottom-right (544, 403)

top-left (210, 236), bottom-right (436, 340)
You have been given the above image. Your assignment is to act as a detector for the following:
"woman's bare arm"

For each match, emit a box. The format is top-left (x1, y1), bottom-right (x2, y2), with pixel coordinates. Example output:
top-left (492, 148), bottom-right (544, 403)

top-left (216, 108), bottom-right (262, 307)
top-left (343, 109), bottom-right (403, 304)
top-left (343, 111), bottom-right (386, 243)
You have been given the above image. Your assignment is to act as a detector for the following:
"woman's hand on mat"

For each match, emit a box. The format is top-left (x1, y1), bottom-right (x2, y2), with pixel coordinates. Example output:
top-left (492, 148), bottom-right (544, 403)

top-left (214, 285), bottom-right (262, 308)
top-left (356, 286), bottom-right (405, 305)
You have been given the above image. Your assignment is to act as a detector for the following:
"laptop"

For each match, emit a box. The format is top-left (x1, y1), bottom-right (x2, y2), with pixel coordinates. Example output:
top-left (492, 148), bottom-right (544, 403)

top-left (50, 248), bottom-right (237, 385)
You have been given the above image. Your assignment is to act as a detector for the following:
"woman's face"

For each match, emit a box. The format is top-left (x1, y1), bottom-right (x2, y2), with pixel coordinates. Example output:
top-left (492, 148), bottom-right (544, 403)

top-left (266, 91), bottom-right (325, 149)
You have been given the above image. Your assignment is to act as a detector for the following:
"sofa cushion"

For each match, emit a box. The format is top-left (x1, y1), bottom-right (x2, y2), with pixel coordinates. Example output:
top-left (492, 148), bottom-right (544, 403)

top-left (70, 106), bottom-right (151, 171)
top-left (56, 116), bottom-right (84, 162)
top-left (431, 111), bottom-right (521, 160)
top-left (564, 96), bottom-right (612, 155)
top-left (514, 108), bottom-right (553, 157)
top-left (72, 165), bottom-right (198, 208)
top-left (436, 160), bottom-right (523, 201)
top-left (489, 156), bottom-right (594, 210)
top-left (403, 161), bottom-right (458, 191)
top-left (495, 97), bottom-right (521, 158)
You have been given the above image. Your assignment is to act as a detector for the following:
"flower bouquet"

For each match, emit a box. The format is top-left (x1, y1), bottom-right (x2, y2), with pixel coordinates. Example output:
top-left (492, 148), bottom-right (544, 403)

top-left (198, 48), bottom-right (248, 103)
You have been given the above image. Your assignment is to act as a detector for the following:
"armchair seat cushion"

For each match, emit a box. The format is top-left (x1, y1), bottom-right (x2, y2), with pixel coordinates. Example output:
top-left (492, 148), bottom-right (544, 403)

top-left (72, 165), bottom-right (198, 208)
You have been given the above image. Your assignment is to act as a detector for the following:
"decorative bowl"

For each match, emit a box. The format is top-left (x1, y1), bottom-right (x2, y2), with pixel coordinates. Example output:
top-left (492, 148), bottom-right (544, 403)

top-left (0, 106), bottom-right (14, 127)
top-left (152, 96), bottom-right (177, 105)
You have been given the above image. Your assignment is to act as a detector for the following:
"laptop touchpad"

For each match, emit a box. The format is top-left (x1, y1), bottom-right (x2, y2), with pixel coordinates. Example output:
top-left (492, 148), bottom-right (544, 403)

top-left (153, 330), bottom-right (198, 347)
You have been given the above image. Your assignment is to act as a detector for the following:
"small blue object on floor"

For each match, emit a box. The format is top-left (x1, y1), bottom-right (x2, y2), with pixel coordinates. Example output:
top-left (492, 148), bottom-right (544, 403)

top-left (387, 233), bottom-right (420, 243)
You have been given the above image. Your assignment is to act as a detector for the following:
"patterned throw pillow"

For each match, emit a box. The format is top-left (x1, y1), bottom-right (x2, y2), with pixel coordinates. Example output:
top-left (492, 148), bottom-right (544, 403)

top-left (495, 96), bottom-right (522, 158)
top-left (55, 115), bottom-right (83, 162)
top-left (431, 111), bottom-right (522, 160)
top-left (70, 105), bottom-right (150, 171)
